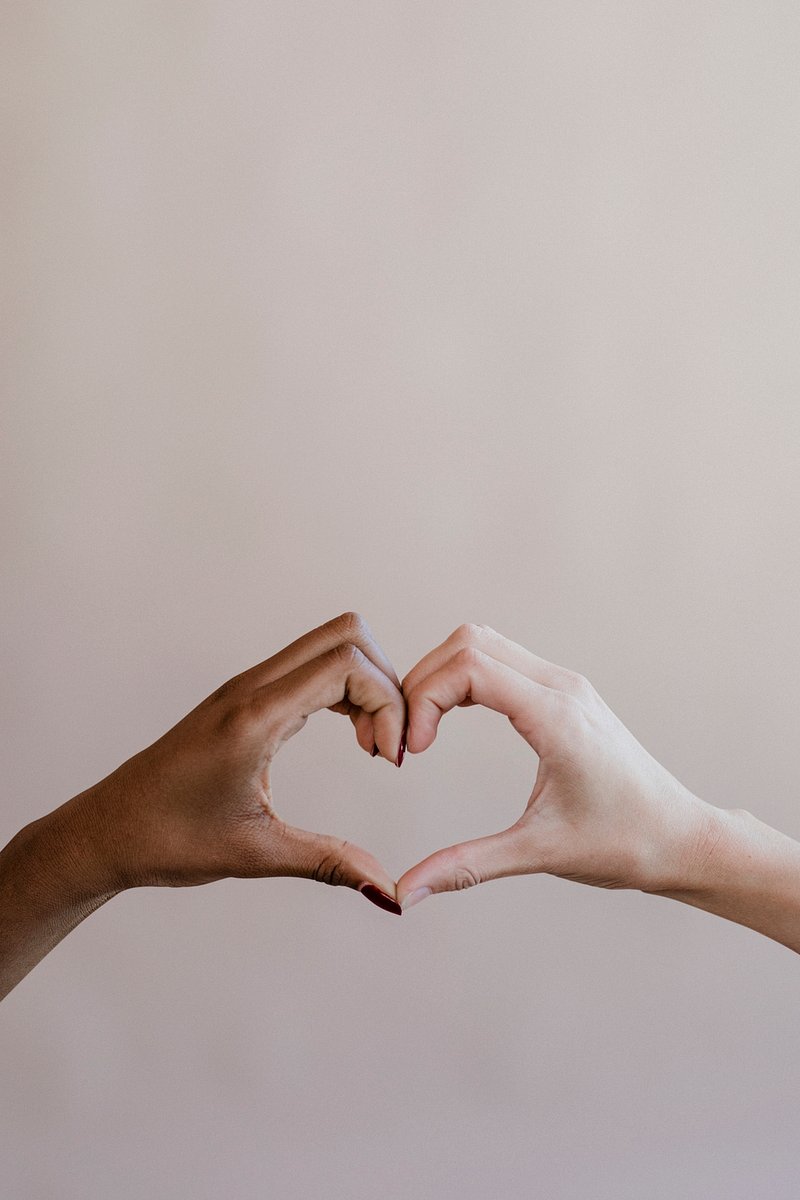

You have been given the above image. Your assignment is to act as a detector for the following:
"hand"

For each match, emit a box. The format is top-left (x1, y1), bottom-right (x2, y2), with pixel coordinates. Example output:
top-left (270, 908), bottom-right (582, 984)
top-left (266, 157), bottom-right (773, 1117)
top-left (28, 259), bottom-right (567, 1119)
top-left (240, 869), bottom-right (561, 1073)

top-left (1, 612), bottom-right (407, 1000)
top-left (396, 624), bottom-right (716, 908)
top-left (77, 612), bottom-right (406, 907)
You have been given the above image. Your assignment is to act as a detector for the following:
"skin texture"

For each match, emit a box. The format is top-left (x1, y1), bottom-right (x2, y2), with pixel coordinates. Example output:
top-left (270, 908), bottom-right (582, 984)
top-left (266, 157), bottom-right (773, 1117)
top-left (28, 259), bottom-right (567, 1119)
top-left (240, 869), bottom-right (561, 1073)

top-left (396, 624), bottom-right (800, 954)
top-left (0, 613), bottom-right (406, 1000)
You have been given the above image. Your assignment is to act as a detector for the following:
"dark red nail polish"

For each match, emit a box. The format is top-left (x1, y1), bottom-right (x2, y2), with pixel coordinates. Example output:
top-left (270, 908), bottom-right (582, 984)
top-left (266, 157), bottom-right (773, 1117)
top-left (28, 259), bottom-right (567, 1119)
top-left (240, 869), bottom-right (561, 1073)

top-left (360, 884), bottom-right (402, 916)
top-left (395, 729), bottom-right (406, 768)
top-left (371, 743), bottom-right (380, 757)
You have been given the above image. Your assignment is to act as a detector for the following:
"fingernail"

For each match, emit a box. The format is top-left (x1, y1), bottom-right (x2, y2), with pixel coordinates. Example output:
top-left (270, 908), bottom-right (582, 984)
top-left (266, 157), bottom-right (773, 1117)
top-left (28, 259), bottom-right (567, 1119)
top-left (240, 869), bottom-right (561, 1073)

top-left (403, 887), bottom-right (432, 910)
top-left (360, 884), bottom-right (402, 916)
top-left (371, 743), bottom-right (380, 757)
top-left (395, 729), bottom-right (407, 768)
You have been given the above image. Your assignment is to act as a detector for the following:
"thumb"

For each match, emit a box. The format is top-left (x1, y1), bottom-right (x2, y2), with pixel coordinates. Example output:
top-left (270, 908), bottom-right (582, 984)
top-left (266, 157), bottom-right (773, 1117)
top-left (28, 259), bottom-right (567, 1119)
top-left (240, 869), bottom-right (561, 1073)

top-left (276, 822), bottom-right (402, 915)
top-left (396, 826), bottom-right (524, 911)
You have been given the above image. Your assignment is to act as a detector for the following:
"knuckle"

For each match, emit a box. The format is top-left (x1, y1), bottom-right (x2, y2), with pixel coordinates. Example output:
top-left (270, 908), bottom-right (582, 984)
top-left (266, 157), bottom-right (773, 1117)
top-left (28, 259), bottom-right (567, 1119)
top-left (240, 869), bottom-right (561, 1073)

top-left (218, 696), bottom-right (264, 745)
top-left (335, 611), bottom-right (369, 642)
top-left (210, 672), bottom-right (246, 705)
top-left (332, 640), bottom-right (365, 670)
top-left (453, 864), bottom-right (481, 891)
top-left (453, 622), bottom-right (485, 646)
top-left (559, 669), bottom-right (594, 699)
top-left (437, 846), bottom-right (482, 891)
top-left (312, 844), bottom-right (350, 888)
top-left (453, 644), bottom-right (482, 669)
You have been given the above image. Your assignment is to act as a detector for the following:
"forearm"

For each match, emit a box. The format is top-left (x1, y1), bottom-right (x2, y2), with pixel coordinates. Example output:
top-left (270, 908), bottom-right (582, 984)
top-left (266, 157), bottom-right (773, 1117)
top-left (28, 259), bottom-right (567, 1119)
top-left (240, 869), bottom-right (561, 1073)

top-left (0, 790), bottom-right (121, 1001)
top-left (654, 805), bottom-right (800, 953)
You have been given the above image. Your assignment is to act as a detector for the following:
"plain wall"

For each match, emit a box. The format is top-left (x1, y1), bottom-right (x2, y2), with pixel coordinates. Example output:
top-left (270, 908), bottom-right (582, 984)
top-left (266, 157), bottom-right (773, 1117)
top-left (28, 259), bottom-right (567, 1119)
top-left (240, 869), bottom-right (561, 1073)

top-left (3, 3), bottom-right (800, 1197)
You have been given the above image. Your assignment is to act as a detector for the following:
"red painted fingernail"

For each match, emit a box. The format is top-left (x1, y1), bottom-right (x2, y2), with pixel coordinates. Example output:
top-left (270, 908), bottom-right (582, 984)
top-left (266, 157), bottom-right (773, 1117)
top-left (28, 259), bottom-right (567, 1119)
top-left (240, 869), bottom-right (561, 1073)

top-left (360, 884), bottom-right (402, 916)
top-left (395, 729), bottom-right (406, 768)
top-left (371, 743), bottom-right (380, 757)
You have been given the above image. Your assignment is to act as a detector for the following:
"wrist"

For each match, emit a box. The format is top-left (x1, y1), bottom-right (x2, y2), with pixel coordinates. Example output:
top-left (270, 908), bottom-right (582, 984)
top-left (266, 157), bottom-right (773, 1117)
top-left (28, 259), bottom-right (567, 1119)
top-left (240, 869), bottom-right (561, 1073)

top-left (646, 800), bottom-right (740, 900)
top-left (632, 786), bottom-right (728, 897)
top-left (26, 785), bottom-right (127, 905)
top-left (648, 802), bottom-right (800, 953)
top-left (0, 792), bottom-right (122, 1000)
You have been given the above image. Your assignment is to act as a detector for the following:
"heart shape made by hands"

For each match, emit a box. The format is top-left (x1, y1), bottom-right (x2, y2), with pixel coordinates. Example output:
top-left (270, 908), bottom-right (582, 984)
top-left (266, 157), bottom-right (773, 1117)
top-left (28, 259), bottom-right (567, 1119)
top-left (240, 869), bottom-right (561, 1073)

top-left (119, 612), bottom-right (671, 917)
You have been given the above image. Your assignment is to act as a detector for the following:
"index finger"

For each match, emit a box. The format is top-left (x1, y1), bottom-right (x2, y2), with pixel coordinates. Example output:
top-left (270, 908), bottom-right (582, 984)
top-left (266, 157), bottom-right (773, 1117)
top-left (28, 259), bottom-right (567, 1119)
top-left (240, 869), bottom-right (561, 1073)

top-left (404, 646), bottom-right (564, 755)
top-left (256, 642), bottom-right (406, 761)
top-left (402, 623), bottom-right (576, 698)
top-left (243, 612), bottom-right (402, 692)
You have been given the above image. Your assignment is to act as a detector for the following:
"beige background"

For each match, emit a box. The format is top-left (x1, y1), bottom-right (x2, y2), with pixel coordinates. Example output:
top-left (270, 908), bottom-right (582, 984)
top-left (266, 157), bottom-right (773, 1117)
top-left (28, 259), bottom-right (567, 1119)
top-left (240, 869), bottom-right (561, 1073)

top-left (3, 3), bottom-right (800, 1197)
